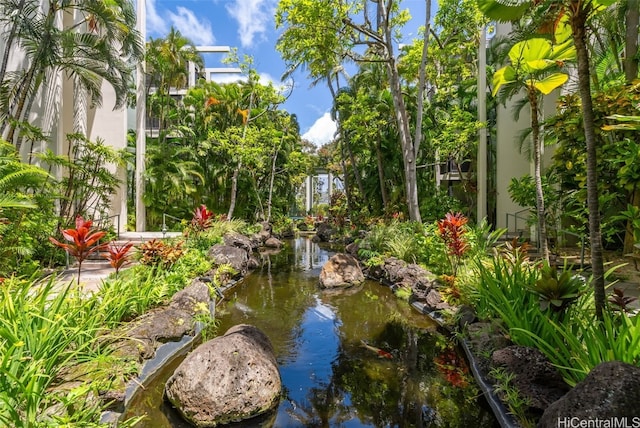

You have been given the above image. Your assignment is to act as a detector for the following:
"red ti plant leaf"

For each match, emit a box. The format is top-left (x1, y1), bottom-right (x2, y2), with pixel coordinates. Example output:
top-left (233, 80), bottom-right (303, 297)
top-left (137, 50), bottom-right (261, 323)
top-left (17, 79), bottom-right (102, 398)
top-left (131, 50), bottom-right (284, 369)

top-left (104, 241), bottom-right (134, 277)
top-left (191, 204), bottom-right (214, 231)
top-left (49, 215), bottom-right (107, 284)
top-left (437, 212), bottom-right (469, 276)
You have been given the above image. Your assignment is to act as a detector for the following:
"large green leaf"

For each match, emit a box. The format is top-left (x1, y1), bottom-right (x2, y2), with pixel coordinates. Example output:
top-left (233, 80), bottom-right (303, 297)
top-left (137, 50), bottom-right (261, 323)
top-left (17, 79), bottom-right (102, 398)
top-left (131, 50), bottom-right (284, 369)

top-left (509, 39), bottom-right (552, 67)
top-left (492, 65), bottom-right (517, 96)
top-left (476, 0), bottom-right (531, 22)
top-left (533, 73), bottom-right (569, 95)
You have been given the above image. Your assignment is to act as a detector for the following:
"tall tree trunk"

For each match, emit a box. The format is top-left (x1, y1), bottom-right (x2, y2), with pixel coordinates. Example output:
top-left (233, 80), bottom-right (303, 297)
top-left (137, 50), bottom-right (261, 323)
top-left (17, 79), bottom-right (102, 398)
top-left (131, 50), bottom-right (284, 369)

top-left (345, 132), bottom-right (365, 202)
top-left (227, 92), bottom-right (254, 219)
top-left (227, 161), bottom-right (241, 219)
top-left (572, 5), bottom-right (606, 319)
top-left (623, 186), bottom-right (640, 254)
top-left (413, 0), bottom-right (431, 159)
top-left (339, 136), bottom-right (355, 214)
top-left (379, 1), bottom-right (421, 222)
top-left (266, 143), bottom-right (281, 223)
top-left (529, 89), bottom-right (549, 262)
top-left (625, 0), bottom-right (639, 83)
top-left (386, 52), bottom-right (421, 222)
top-left (375, 135), bottom-right (389, 208)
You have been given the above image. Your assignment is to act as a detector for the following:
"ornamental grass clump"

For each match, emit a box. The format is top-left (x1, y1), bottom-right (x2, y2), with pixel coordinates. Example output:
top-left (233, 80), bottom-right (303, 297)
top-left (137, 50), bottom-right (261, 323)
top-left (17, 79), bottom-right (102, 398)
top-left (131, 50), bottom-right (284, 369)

top-left (49, 215), bottom-right (107, 284)
top-left (0, 278), bottom-right (108, 425)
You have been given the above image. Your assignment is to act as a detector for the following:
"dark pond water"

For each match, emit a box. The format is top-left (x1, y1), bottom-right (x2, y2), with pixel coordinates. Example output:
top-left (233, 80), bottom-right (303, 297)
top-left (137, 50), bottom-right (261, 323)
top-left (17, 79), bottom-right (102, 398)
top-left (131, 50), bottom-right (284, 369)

top-left (124, 237), bottom-right (498, 427)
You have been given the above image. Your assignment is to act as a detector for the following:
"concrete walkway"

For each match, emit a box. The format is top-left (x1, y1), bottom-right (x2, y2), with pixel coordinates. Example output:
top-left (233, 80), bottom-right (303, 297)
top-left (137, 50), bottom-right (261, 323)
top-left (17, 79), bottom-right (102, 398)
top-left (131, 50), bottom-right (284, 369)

top-left (56, 231), bottom-right (183, 294)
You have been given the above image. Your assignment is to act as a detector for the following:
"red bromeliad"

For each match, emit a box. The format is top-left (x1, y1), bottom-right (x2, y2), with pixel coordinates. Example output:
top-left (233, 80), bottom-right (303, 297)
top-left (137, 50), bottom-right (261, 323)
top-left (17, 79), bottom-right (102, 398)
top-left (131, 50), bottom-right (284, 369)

top-left (191, 204), bottom-right (214, 231)
top-left (104, 241), bottom-right (134, 277)
top-left (49, 215), bottom-right (107, 284)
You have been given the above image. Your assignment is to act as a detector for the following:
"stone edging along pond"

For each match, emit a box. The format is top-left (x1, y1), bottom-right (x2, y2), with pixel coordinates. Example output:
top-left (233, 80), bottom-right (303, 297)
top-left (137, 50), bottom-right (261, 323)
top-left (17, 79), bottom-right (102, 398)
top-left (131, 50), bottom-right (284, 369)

top-left (108, 236), bottom-right (517, 427)
top-left (409, 299), bottom-right (519, 428)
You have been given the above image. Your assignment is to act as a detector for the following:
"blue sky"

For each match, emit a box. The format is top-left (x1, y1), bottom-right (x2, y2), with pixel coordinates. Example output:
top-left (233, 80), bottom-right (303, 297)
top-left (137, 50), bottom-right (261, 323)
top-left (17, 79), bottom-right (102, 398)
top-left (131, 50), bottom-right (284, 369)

top-left (145, 0), bottom-right (429, 146)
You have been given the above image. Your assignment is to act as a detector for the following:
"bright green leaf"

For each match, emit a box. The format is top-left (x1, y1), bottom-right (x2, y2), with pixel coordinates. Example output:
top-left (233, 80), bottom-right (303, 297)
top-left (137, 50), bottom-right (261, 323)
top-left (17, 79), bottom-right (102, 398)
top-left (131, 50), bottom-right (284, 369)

top-left (533, 73), bottom-right (569, 94)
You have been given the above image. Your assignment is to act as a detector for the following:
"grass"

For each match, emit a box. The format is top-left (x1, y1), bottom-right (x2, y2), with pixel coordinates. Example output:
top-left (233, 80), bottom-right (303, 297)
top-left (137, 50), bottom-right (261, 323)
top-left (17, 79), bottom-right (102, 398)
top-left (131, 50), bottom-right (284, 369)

top-left (0, 224), bottom-right (220, 425)
top-left (0, 278), bottom-right (109, 426)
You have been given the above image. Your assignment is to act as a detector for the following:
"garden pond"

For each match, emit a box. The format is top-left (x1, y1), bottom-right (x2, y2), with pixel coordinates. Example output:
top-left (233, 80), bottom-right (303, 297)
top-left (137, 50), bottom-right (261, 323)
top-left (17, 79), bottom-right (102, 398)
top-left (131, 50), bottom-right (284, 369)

top-left (123, 237), bottom-right (498, 427)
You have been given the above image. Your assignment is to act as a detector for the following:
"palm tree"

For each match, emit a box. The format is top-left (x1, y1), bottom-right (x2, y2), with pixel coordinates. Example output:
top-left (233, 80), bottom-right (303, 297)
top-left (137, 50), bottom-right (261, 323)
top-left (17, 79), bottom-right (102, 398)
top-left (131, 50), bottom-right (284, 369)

top-left (477, 0), bottom-right (615, 318)
top-left (493, 37), bottom-right (576, 263)
top-left (0, 1), bottom-right (143, 150)
top-left (145, 27), bottom-right (203, 144)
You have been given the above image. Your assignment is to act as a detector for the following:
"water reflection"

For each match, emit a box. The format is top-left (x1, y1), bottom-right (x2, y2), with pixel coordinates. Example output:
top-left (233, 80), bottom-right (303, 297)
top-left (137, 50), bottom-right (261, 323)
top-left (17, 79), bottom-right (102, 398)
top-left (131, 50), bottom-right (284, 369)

top-left (125, 238), bottom-right (498, 428)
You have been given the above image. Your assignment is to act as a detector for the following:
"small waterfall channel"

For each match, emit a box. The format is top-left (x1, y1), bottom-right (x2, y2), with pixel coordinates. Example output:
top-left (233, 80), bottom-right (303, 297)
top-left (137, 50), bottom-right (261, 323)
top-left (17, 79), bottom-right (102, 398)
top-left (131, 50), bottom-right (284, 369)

top-left (123, 237), bottom-right (499, 427)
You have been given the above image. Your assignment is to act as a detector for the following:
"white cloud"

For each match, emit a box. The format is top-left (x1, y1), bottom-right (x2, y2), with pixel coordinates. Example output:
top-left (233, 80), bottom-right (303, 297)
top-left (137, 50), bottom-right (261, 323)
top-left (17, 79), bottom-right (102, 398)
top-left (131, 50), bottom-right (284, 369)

top-left (146, 0), bottom-right (167, 35)
top-left (168, 7), bottom-right (215, 45)
top-left (302, 113), bottom-right (337, 146)
top-left (226, 0), bottom-right (276, 48)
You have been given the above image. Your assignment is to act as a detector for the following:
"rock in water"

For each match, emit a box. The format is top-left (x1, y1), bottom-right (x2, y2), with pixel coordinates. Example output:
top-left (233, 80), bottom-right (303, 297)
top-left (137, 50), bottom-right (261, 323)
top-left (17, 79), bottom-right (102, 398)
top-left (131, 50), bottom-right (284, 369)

top-left (319, 253), bottom-right (364, 288)
top-left (165, 324), bottom-right (282, 427)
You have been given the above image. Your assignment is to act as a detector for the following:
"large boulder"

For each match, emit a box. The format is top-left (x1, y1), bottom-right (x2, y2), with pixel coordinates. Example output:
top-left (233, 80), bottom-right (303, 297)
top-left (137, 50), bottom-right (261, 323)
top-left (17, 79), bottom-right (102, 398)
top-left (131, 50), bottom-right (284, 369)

top-left (319, 253), bottom-right (364, 288)
top-left (253, 222), bottom-right (272, 244)
top-left (491, 346), bottom-right (569, 413)
top-left (366, 257), bottom-right (436, 300)
top-left (314, 222), bottom-right (334, 242)
top-left (165, 324), bottom-right (281, 427)
top-left (113, 279), bottom-right (212, 361)
top-left (223, 232), bottom-right (258, 252)
top-left (207, 244), bottom-right (250, 276)
top-left (538, 361), bottom-right (640, 427)
top-left (264, 237), bottom-right (284, 249)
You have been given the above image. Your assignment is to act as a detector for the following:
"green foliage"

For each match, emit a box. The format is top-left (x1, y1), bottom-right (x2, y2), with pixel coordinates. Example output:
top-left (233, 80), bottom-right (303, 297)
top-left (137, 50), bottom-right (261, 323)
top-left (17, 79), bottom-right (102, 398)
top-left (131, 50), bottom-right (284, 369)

top-left (97, 248), bottom-right (212, 326)
top-left (39, 134), bottom-right (128, 228)
top-left (548, 83), bottom-right (640, 248)
top-left (527, 263), bottom-right (585, 313)
top-left (358, 220), bottom-right (424, 264)
top-left (185, 229), bottom-right (224, 253)
top-left (419, 187), bottom-right (464, 223)
top-left (414, 222), bottom-right (451, 274)
top-left (464, 241), bottom-right (640, 387)
top-left (612, 205), bottom-right (640, 245)
top-left (489, 367), bottom-right (535, 427)
top-left (514, 311), bottom-right (640, 387)
top-left (193, 301), bottom-right (219, 341)
top-left (0, 278), bottom-right (109, 426)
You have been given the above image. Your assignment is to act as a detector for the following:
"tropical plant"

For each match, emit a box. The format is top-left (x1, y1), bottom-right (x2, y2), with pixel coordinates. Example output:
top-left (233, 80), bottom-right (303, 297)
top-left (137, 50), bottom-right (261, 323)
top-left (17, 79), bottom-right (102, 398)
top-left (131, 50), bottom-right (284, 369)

top-left (608, 287), bottom-right (639, 313)
top-left (526, 263), bottom-right (585, 313)
top-left (104, 241), bottom-right (134, 278)
top-left (0, 278), bottom-right (108, 426)
top-left (37, 134), bottom-right (128, 228)
top-left (276, 0), bottom-right (431, 222)
top-left (49, 215), bottom-right (107, 284)
top-left (0, 0), bottom-right (142, 149)
top-left (515, 310), bottom-right (640, 386)
top-left (191, 204), bottom-right (214, 231)
top-left (145, 27), bottom-right (203, 144)
top-left (489, 367), bottom-right (535, 427)
top-left (438, 212), bottom-right (470, 276)
top-left (479, 0), bottom-right (617, 319)
top-left (492, 32), bottom-right (575, 263)
top-left (139, 239), bottom-right (184, 269)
